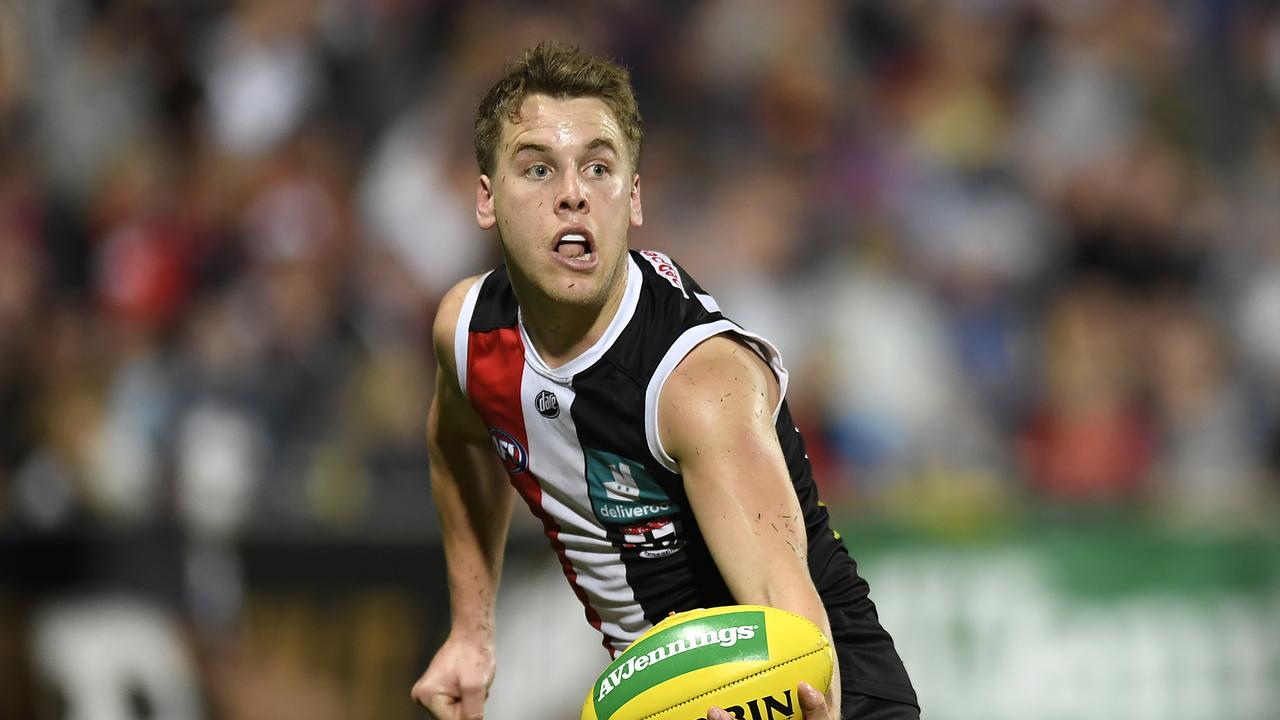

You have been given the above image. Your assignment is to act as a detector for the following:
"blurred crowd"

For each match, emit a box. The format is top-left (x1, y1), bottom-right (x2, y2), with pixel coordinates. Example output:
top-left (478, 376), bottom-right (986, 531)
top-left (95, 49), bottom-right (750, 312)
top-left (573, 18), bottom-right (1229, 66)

top-left (4, 0), bottom-right (1279, 543)
top-left (3, 0), bottom-right (1280, 717)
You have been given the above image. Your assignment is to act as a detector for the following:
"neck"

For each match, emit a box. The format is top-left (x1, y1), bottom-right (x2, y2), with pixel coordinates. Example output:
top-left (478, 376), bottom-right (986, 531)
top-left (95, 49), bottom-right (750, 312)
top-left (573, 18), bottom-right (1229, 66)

top-left (513, 263), bottom-right (630, 369)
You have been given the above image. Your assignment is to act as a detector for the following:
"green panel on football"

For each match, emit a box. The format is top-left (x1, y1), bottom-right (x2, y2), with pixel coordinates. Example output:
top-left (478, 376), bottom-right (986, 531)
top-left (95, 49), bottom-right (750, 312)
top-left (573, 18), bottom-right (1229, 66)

top-left (592, 610), bottom-right (769, 719)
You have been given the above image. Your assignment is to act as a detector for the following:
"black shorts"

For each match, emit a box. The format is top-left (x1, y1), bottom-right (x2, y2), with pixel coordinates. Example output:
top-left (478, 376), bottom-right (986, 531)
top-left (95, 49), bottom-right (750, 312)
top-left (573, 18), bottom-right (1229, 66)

top-left (843, 691), bottom-right (920, 720)
top-left (830, 599), bottom-right (920, 720)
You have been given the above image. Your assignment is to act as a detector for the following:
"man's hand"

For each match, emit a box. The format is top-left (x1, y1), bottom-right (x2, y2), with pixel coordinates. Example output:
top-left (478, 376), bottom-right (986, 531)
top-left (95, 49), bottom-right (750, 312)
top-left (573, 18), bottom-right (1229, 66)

top-left (410, 635), bottom-right (496, 719)
top-left (706, 681), bottom-right (833, 720)
top-left (796, 682), bottom-right (835, 719)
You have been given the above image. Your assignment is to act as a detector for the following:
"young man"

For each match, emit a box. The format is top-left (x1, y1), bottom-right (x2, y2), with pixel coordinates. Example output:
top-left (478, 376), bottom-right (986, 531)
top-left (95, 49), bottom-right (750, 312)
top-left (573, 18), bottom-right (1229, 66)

top-left (410, 42), bottom-right (919, 720)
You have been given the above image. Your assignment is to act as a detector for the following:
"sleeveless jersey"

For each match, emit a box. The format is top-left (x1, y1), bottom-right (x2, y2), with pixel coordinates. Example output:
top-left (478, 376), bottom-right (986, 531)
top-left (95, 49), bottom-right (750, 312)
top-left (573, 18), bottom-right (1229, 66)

top-left (454, 250), bottom-right (917, 706)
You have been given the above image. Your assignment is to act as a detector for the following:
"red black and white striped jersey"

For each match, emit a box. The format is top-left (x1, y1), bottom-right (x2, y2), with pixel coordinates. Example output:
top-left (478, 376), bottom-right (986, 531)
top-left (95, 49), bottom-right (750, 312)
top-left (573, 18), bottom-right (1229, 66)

top-left (452, 250), bottom-right (917, 706)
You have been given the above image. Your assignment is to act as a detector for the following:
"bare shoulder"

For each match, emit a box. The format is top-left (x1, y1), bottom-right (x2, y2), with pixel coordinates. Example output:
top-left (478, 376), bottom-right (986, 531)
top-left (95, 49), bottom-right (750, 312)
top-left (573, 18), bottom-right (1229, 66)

top-left (429, 275), bottom-right (491, 442)
top-left (668, 335), bottom-right (773, 395)
top-left (431, 275), bottom-right (485, 374)
top-left (668, 334), bottom-right (778, 399)
top-left (659, 334), bottom-right (780, 459)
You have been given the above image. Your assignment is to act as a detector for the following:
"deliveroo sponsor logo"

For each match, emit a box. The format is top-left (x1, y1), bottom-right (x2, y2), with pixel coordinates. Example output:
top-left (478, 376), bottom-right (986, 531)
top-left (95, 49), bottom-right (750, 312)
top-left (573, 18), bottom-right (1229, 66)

top-left (593, 610), bottom-right (769, 720)
top-left (585, 449), bottom-right (676, 524)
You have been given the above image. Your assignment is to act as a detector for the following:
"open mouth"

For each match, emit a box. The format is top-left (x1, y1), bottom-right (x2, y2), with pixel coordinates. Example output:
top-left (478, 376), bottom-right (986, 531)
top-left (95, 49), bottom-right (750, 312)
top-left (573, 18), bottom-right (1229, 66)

top-left (554, 228), bottom-right (595, 262)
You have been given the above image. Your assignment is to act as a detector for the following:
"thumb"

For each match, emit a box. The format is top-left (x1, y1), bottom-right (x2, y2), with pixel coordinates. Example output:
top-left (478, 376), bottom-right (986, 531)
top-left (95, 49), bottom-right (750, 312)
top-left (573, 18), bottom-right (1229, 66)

top-left (798, 681), bottom-right (830, 719)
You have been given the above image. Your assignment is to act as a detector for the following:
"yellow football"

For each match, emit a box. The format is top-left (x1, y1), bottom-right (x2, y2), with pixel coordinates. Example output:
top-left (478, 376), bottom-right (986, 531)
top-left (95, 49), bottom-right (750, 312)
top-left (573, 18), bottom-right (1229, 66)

top-left (579, 605), bottom-right (833, 720)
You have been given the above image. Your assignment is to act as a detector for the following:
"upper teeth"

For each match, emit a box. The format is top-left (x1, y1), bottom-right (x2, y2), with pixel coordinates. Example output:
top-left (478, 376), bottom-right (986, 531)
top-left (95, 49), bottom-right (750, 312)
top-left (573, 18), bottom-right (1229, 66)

top-left (562, 234), bottom-right (586, 243)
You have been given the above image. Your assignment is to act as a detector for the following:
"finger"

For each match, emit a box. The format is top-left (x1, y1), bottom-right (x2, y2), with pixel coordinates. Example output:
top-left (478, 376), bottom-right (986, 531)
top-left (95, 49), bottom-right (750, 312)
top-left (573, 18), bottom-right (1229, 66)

top-left (798, 681), bottom-right (829, 718)
top-left (706, 708), bottom-right (729, 720)
top-left (458, 681), bottom-right (487, 720)
top-left (424, 694), bottom-right (459, 720)
top-left (410, 679), bottom-right (432, 705)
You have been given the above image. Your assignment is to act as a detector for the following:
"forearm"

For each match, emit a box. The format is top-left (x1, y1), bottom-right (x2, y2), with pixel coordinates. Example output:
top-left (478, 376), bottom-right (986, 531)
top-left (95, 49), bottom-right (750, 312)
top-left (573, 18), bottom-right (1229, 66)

top-left (718, 541), bottom-right (842, 716)
top-left (433, 469), bottom-right (513, 634)
top-left (750, 584), bottom-right (842, 718)
top-left (428, 403), bottom-right (515, 637)
top-left (707, 517), bottom-right (825, 627)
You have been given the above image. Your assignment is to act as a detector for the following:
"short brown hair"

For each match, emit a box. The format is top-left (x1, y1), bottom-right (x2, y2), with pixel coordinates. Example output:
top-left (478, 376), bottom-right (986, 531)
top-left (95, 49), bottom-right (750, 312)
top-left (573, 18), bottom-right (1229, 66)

top-left (474, 42), bottom-right (643, 177)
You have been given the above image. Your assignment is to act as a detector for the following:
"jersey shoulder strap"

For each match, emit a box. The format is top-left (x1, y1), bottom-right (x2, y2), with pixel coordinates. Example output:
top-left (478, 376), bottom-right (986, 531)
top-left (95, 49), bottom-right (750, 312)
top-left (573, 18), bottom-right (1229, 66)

top-left (627, 250), bottom-right (791, 473)
top-left (452, 268), bottom-right (514, 397)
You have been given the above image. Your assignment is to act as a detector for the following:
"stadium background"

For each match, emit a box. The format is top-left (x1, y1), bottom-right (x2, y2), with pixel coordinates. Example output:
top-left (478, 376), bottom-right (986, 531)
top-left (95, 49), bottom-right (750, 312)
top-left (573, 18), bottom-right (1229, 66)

top-left (0, 0), bottom-right (1278, 718)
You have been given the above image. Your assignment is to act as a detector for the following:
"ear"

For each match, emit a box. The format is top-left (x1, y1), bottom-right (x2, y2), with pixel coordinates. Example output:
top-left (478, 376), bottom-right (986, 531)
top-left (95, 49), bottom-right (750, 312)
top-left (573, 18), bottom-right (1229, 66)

top-left (629, 174), bottom-right (643, 228)
top-left (476, 175), bottom-right (496, 230)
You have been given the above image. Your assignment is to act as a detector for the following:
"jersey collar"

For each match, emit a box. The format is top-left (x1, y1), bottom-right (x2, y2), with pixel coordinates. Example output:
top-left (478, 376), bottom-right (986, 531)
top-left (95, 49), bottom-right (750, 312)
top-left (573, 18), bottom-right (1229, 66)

top-left (518, 253), bottom-right (642, 384)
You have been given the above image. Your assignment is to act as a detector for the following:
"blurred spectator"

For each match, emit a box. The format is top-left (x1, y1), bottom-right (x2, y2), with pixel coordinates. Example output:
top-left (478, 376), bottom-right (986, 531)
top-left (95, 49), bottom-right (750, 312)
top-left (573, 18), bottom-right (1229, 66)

top-left (1145, 298), bottom-right (1272, 528)
top-left (202, 0), bottom-right (324, 158)
top-left (1019, 280), bottom-right (1154, 504)
top-left (358, 81), bottom-right (491, 301)
top-left (26, 0), bottom-right (155, 201)
top-left (3, 1), bottom-right (1280, 718)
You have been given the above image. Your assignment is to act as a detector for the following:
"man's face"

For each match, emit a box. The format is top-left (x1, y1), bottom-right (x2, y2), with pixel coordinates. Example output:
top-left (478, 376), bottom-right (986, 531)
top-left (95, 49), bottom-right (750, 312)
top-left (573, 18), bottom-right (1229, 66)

top-left (477, 94), bottom-right (642, 309)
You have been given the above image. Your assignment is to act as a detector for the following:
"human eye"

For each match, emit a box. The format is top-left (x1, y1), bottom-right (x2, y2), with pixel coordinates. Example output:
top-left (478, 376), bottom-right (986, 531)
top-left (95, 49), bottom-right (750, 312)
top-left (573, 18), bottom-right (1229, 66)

top-left (525, 163), bottom-right (551, 179)
top-left (586, 162), bottom-right (609, 178)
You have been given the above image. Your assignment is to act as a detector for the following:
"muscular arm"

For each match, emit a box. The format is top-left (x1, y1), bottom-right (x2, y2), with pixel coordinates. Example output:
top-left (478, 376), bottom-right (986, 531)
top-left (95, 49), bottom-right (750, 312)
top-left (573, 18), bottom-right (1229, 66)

top-left (413, 277), bottom-right (516, 718)
top-left (658, 335), bottom-right (842, 718)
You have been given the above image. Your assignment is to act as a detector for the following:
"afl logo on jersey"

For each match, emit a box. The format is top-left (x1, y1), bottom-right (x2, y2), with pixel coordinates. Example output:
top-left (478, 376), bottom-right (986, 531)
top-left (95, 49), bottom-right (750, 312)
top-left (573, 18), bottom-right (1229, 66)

top-left (488, 428), bottom-right (528, 474)
top-left (534, 390), bottom-right (560, 419)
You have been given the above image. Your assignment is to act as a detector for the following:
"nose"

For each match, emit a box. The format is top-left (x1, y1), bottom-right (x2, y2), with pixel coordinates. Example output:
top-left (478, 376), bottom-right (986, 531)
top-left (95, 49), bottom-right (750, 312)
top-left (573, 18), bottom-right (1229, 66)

top-left (556, 172), bottom-right (588, 214)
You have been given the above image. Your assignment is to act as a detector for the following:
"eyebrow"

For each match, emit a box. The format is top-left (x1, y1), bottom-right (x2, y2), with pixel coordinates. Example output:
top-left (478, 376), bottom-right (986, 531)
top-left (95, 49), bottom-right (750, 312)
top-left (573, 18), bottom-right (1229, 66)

top-left (509, 138), bottom-right (621, 158)
top-left (511, 142), bottom-right (552, 157)
top-left (585, 138), bottom-right (620, 156)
